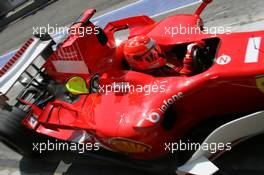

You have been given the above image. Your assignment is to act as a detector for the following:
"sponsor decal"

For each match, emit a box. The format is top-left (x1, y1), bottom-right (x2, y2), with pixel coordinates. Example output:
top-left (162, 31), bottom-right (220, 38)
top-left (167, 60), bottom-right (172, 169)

top-left (159, 92), bottom-right (184, 113)
top-left (216, 55), bottom-right (231, 65)
top-left (256, 74), bottom-right (264, 93)
top-left (245, 37), bottom-right (261, 63)
top-left (144, 92), bottom-right (184, 124)
top-left (110, 138), bottom-right (151, 153)
top-left (146, 112), bottom-right (160, 123)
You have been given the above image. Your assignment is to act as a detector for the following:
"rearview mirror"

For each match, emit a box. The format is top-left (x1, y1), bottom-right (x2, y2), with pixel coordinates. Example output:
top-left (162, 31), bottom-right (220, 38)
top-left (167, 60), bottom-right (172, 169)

top-left (66, 76), bottom-right (89, 95)
top-left (195, 0), bottom-right (213, 16)
top-left (80, 9), bottom-right (96, 26)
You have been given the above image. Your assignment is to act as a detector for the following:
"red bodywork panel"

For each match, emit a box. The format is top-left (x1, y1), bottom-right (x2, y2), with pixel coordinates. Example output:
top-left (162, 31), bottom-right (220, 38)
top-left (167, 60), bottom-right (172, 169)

top-left (23, 7), bottom-right (264, 160)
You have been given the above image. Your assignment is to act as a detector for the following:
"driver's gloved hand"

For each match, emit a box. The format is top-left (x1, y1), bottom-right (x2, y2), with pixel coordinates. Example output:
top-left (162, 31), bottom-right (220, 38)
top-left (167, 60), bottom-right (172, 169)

top-left (180, 41), bottom-right (205, 76)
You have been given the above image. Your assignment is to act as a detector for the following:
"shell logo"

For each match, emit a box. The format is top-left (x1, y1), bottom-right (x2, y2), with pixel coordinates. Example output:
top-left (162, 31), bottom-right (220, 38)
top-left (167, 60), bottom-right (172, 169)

top-left (110, 138), bottom-right (151, 153)
top-left (256, 75), bottom-right (264, 93)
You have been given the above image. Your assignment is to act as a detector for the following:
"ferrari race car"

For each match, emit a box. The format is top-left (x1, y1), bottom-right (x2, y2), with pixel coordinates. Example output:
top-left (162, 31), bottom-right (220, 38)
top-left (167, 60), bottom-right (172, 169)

top-left (0, 0), bottom-right (264, 174)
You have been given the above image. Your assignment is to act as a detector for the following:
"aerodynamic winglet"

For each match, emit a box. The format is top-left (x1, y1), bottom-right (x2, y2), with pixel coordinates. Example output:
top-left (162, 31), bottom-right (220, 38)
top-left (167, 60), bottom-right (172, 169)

top-left (176, 156), bottom-right (219, 175)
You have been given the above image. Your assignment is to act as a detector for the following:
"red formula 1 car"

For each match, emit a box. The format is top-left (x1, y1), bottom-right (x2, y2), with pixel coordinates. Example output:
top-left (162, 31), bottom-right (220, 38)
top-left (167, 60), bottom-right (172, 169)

top-left (1, 0), bottom-right (264, 174)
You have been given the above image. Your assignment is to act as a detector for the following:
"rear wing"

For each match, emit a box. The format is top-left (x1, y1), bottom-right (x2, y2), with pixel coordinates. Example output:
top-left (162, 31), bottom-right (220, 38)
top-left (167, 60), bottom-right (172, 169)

top-left (0, 34), bottom-right (55, 105)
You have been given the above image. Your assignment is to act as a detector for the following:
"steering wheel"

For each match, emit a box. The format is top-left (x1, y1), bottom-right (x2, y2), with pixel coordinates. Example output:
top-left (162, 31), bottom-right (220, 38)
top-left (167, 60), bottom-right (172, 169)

top-left (192, 47), bottom-right (209, 73)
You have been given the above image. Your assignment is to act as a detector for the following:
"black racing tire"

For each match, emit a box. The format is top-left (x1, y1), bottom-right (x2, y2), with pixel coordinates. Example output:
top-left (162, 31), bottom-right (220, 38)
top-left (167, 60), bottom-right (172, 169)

top-left (0, 14), bottom-right (6, 20)
top-left (0, 107), bottom-right (47, 158)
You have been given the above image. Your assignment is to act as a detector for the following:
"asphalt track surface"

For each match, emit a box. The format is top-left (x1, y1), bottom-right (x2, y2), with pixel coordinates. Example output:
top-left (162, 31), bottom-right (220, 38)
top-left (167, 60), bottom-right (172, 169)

top-left (1, 0), bottom-right (264, 174)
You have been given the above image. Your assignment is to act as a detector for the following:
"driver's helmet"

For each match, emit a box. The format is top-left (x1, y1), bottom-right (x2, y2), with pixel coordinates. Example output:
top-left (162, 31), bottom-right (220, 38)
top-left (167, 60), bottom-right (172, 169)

top-left (123, 35), bottom-right (166, 71)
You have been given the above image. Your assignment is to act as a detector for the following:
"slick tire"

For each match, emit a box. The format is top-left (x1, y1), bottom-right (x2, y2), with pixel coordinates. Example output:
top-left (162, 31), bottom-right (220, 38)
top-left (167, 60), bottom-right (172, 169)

top-left (0, 107), bottom-right (47, 158)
